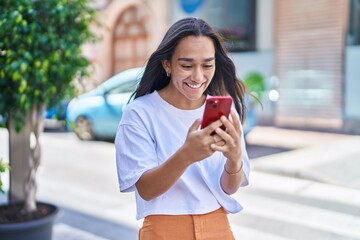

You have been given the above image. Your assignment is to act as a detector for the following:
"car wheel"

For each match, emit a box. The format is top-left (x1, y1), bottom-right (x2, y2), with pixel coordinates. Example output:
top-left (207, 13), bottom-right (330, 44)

top-left (74, 116), bottom-right (95, 140)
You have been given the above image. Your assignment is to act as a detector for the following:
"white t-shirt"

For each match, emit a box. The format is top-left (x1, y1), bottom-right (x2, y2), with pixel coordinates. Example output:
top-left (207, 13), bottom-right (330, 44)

top-left (115, 91), bottom-right (250, 220)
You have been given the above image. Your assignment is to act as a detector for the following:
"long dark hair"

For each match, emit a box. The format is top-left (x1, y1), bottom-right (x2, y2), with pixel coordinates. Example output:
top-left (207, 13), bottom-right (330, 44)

top-left (132, 17), bottom-right (247, 123)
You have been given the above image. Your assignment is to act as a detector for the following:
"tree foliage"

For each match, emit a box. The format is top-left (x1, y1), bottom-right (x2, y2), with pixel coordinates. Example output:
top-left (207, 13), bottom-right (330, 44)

top-left (0, 158), bottom-right (10, 194)
top-left (0, 0), bottom-right (96, 131)
top-left (243, 71), bottom-right (266, 105)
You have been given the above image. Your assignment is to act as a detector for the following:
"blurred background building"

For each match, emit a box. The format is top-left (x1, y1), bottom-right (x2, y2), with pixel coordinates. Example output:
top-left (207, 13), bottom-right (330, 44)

top-left (84, 0), bottom-right (360, 134)
top-left (83, 0), bottom-right (169, 88)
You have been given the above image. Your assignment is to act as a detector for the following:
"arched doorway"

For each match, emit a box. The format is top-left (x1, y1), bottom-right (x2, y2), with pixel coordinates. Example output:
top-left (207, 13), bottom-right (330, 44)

top-left (112, 5), bottom-right (148, 74)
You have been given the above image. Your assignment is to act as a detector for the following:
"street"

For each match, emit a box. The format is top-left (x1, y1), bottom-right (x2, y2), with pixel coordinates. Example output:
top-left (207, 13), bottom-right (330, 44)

top-left (1, 127), bottom-right (360, 240)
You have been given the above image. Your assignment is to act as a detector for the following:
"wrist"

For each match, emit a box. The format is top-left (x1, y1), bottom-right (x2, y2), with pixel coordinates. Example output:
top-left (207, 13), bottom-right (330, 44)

top-left (224, 159), bottom-right (243, 175)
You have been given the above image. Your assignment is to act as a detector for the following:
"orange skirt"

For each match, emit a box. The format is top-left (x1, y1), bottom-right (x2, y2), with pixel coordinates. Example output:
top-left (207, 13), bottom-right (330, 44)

top-left (138, 207), bottom-right (235, 240)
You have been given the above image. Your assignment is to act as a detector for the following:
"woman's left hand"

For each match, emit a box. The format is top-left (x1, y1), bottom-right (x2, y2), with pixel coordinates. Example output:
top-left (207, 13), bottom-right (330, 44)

top-left (210, 109), bottom-right (242, 165)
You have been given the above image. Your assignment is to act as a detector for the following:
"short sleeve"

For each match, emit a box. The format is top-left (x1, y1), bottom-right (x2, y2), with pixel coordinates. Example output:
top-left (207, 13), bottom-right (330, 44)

top-left (115, 121), bottom-right (158, 192)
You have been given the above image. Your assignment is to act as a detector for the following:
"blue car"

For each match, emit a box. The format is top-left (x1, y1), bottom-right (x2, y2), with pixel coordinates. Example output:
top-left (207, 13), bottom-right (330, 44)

top-left (67, 67), bottom-right (256, 141)
top-left (66, 67), bottom-right (144, 140)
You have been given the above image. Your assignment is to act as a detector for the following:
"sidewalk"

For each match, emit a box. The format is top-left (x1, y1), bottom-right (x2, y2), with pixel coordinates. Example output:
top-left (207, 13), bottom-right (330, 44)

top-left (53, 126), bottom-right (360, 239)
top-left (53, 205), bottom-right (137, 240)
top-left (246, 126), bottom-right (360, 190)
top-left (1, 126), bottom-right (360, 239)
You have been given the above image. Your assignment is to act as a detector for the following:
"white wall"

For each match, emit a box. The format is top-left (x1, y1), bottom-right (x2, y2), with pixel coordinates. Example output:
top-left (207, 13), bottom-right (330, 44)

top-left (231, 51), bottom-right (273, 79)
top-left (345, 46), bottom-right (360, 119)
top-left (256, 0), bottom-right (274, 51)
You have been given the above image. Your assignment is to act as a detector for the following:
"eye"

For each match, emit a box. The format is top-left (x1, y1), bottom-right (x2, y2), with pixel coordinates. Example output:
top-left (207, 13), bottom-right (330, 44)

top-left (203, 64), bottom-right (213, 69)
top-left (181, 65), bottom-right (192, 69)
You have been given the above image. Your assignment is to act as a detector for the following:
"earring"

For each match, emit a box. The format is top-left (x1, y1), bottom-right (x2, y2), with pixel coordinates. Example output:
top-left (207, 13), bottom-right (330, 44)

top-left (166, 71), bottom-right (170, 77)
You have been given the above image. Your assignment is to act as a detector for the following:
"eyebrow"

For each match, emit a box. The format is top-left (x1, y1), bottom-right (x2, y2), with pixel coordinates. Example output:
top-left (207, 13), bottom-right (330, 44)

top-left (177, 57), bottom-right (215, 62)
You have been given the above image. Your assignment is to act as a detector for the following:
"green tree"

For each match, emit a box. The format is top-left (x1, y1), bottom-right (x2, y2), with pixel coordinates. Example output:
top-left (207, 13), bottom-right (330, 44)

top-left (0, 0), bottom-right (96, 214)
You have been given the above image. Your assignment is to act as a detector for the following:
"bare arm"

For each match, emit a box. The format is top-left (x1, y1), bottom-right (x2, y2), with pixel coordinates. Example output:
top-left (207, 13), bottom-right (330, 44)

top-left (135, 146), bottom-right (191, 201)
top-left (135, 118), bottom-right (224, 201)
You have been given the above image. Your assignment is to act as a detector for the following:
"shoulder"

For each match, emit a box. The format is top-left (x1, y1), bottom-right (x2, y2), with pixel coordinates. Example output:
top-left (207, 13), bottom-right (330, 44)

top-left (121, 92), bottom-right (157, 123)
top-left (126, 92), bottom-right (157, 111)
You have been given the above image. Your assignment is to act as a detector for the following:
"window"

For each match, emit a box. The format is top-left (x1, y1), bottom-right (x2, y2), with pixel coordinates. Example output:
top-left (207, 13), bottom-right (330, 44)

top-left (173, 0), bottom-right (256, 52)
top-left (348, 0), bottom-right (360, 45)
top-left (204, 0), bottom-right (256, 52)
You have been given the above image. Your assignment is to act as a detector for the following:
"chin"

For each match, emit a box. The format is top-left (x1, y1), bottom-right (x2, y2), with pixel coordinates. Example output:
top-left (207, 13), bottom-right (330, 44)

top-left (185, 92), bottom-right (206, 101)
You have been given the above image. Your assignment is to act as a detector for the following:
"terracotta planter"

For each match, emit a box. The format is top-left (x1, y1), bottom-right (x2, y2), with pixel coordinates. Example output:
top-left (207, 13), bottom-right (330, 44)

top-left (0, 202), bottom-right (59, 240)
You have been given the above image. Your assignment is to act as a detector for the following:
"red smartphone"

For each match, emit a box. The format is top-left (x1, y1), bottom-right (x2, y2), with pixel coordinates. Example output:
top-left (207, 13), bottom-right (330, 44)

top-left (201, 96), bottom-right (233, 129)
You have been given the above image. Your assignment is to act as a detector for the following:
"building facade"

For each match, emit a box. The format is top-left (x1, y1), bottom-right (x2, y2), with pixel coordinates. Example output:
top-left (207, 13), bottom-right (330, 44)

top-left (88, 0), bottom-right (360, 134)
top-left (273, 0), bottom-right (359, 133)
top-left (84, 0), bottom-right (169, 90)
top-left (170, 0), bottom-right (360, 134)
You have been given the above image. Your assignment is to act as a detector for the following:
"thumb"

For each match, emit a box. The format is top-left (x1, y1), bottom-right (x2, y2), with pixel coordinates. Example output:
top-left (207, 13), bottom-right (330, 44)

top-left (188, 118), bottom-right (202, 133)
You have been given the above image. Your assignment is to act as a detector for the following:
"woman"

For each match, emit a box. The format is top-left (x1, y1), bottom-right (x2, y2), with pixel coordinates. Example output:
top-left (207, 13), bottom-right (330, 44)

top-left (115, 17), bottom-right (250, 239)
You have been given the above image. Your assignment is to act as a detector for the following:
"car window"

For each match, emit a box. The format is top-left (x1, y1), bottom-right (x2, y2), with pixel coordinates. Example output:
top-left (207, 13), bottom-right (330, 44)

top-left (107, 79), bottom-right (138, 95)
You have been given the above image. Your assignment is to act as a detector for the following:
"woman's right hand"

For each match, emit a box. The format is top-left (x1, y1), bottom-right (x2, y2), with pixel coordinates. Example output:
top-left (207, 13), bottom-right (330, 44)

top-left (181, 118), bottom-right (224, 163)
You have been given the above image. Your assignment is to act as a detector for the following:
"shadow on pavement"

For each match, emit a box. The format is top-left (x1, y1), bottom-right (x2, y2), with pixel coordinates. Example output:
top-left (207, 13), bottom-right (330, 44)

top-left (246, 143), bottom-right (292, 159)
top-left (55, 205), bottom-right (138, 240)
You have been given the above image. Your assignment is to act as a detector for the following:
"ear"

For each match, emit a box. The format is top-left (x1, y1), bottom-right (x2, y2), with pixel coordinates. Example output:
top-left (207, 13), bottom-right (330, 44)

top-left (161, 60), bottom-right (171, 74)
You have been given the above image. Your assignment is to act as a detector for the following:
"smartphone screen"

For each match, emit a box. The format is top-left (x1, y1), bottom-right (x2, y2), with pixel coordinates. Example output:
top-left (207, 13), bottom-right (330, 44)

top-left (201, 96), bottom-right (233, 129)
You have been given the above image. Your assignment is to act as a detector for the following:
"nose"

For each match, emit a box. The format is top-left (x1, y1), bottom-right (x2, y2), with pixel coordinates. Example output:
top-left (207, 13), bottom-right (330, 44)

top-left (191, 67), bottom-right (203, 83)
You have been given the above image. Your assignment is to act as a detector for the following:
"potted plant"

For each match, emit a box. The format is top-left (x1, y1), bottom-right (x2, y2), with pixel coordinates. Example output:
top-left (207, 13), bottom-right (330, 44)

top-left (0, 0), bottom-right (96, 239)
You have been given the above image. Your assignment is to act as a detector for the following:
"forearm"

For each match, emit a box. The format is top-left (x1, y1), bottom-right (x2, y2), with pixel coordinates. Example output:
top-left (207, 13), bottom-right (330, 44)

top-left (135, 146), bottom-right (192, 201)
top-left (220, 159), bottom-right (244, 195)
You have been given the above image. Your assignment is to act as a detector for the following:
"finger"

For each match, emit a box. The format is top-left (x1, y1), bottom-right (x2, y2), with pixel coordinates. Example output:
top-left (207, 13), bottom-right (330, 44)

top-left (206, 135), bottom-right (217, 147)
top-left (230, 109), bottom-right (241, 135)
top-left (219, 115), bottom-right (235, 134)
top-left (219, 111), bottom-right (241, 140)
top-left (211, 141), bottom-right (228, 152)
top-left (212, 133), bottom-right (222, 143)
top-left (204, 119), bottom-right (223, 135)
top-left (215, 140), bottom-right (226, 146)
top-left (214, 126), bottom-right (232, 144)
top-left (188, 118), bottom-right (202, 133)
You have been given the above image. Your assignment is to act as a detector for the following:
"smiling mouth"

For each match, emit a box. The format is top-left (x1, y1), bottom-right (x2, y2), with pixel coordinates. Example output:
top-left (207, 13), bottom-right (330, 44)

top-left (186, 83), bottom-right (203, 89)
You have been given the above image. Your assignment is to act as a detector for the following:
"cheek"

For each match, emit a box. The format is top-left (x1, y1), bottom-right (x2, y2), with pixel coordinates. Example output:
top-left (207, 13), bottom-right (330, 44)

top-left (171, 76), bottom-right (186, 88)
top-left (172, 70), bottom-right (190, 82)
top-left (205, 70), bottom-right (215, 81)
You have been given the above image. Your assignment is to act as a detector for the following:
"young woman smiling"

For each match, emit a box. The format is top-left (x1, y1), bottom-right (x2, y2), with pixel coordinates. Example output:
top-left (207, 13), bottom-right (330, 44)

top-left (115, 17), bottom-right (250, 240)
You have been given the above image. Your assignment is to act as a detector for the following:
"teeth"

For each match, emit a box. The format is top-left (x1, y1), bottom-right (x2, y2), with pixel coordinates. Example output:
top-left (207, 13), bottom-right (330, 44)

top-left (187, 83), bottom-right (202, 89)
